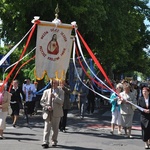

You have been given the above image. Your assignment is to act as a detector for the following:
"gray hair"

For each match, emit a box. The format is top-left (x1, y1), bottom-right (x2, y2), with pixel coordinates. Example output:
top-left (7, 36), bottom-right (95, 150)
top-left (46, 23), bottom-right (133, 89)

top-left (116, 83), bottom-right (123, 91)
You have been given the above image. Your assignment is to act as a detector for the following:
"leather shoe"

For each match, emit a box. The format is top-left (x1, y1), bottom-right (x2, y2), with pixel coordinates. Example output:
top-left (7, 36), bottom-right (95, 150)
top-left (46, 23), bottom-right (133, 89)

top-left (0, 136), bottom-right (5, 139)
top-left (12, 124), bottom-right (16, 127)
top-left (63, 130), bottom-right (66, 133)
top-left (42, 144), bottom-right (49, 149)
top-left (145, 142), bottom-right (149, 149)
top-left (52, 141), bottom-right (57, 147)
top-left (110, 131), bottom-right (114, 135)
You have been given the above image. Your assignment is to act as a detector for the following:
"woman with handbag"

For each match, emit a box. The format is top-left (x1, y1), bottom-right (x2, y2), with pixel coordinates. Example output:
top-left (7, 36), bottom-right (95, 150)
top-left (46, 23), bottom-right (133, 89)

top-left (0, 82), bottom-right (11, 139)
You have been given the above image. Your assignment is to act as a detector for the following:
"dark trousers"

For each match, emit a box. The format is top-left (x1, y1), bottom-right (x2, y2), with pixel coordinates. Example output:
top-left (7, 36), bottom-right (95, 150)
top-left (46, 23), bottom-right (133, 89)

top-left (141, 122), bottom-right (150, 142)
top-left (59, 109), bottom-right (68, 130)
top-left (25, 101), bottom-right (35, 115)
top-left (87, 98), bottom-right (95, 113)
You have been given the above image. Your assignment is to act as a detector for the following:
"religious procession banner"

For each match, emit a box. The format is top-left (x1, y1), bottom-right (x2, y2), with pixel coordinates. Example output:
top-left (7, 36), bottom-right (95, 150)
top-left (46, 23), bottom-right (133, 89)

top-left (35, 20), bottom-right (73, 80)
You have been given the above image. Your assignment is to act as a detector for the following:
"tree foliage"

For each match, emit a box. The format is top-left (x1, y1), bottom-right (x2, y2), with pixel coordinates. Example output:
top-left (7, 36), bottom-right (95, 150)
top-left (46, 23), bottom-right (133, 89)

top-left (0, 0), bottom-right (150, 82)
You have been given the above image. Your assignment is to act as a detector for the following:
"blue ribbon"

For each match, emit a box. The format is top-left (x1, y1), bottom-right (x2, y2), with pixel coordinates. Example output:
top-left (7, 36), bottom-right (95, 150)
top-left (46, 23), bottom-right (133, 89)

top-left (34, 82), bottom-right (51, 95)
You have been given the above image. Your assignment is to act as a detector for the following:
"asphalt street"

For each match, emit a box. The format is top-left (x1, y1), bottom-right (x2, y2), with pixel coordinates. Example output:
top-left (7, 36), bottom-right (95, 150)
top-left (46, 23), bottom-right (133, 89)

top-left (0, 105), bottom-right (145, 150)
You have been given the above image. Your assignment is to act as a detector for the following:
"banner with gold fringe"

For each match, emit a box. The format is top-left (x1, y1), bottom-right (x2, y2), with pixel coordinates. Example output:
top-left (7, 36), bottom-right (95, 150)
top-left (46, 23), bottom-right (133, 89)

top-left (35, 20), bottom-right (73, 80)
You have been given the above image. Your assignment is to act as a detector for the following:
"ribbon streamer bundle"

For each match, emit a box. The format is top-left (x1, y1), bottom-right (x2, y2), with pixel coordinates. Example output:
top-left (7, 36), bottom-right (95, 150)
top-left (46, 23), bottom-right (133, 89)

top-left (0, 17), bottom-right (144, 112)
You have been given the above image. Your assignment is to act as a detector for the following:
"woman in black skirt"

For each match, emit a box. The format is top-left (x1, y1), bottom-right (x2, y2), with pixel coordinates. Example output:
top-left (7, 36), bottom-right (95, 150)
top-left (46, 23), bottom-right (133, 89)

top-left (138, 86), bottom-right (150, 149)
top-left (10, 80), bottom-right (25, 127)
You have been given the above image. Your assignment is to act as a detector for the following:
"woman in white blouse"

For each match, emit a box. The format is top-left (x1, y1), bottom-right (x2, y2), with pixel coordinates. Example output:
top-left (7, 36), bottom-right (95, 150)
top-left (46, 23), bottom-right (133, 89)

top-left (138, 86), bottom-right (150, 149)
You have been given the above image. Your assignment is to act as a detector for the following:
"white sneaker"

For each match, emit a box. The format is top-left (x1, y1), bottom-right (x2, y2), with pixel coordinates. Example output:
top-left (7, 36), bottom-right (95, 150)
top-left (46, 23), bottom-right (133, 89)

top-left (118, 131), bottom-right (122, 135)
top-left (129, 135), bottom-right (133, 138)
top-left (145, 142), bottom-right (149, 149)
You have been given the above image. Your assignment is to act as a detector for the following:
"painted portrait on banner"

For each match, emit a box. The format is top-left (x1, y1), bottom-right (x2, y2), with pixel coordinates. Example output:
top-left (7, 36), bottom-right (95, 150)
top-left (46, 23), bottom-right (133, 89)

top-left (47, 34), bottom-right (59, 55)
top-left (35, 21), bottom-right (73, 80)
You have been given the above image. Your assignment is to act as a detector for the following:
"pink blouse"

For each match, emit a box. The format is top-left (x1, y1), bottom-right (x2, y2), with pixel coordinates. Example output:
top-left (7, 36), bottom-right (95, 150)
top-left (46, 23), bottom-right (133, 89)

top-left (0, 93), bottom-right (3, 105)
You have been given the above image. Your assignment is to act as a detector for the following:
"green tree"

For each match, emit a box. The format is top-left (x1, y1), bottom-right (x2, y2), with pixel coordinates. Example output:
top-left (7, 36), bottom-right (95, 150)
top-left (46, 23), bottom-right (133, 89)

top-left (0, 0), bottom-right (150, 82)
top-left (97, 0), bottom-right (150, 79)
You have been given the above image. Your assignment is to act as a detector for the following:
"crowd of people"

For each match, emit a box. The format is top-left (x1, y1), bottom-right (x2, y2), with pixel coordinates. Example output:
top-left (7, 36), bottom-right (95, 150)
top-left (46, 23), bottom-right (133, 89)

top-left (0, 78), bottom-right (150, 149)
top-left (0, 78), bottom-right (39, 134)
top-left (109, 79), bottom-right (150, 149)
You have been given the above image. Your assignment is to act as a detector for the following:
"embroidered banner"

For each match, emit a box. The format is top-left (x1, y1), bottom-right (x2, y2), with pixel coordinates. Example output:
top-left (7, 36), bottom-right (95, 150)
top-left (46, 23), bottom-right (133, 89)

top-left (35, 21), bottom-right (73, 80)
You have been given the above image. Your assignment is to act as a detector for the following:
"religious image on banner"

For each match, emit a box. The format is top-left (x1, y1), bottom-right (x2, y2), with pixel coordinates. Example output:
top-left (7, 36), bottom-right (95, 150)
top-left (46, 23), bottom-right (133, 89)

top-left (35, 21), bottom-right (73, 80)
top-left (47, 34), bottom-right (59, 55)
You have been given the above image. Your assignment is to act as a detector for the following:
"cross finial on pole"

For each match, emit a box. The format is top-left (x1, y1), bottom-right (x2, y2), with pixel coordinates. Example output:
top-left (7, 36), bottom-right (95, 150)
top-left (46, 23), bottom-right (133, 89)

top-left (55, 4), bottom-right (59, 19)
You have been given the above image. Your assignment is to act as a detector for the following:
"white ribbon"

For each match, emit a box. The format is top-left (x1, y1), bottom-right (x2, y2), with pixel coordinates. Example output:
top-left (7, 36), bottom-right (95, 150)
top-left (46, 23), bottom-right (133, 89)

top-left (125, 99), bottom-right (144, 111)
top-left (0, 24), bottom-right (35, 66)
top-left (3, 47), bottom-right (35, 81)
top-left (75, 30), bottom-right (115, 94)
top-left (72, 37), bottom-right (110, 101)
top-left (74, 29), bottom-right (145, 111)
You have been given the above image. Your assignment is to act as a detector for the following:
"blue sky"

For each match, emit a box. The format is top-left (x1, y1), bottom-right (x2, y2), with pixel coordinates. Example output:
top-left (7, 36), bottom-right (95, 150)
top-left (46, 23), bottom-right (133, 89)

top-left (144, 1), bottom-right (150, 30)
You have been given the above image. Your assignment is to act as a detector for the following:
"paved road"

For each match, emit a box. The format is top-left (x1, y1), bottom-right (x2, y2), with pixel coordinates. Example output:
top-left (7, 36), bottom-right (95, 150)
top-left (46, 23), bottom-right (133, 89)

top-left (0, 106), bottom-right (145, 150)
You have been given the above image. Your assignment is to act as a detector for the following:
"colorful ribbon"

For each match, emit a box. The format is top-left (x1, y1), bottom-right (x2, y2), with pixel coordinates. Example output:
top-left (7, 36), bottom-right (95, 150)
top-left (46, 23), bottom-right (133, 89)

top-left (76, 30), bottom-right (114, 91)
top-left (3, 47), bottom-right (35, 81)
top-left (8, 55), bottom-right (35, 92)
top-left (0, 22), bottom-right (38, 92)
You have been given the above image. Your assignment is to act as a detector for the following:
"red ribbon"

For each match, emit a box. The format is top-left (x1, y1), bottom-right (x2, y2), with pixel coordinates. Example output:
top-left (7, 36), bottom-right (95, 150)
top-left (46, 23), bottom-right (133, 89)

top-left (0, 23), bottom-right (38, 92)
top-left (8, 55), bottom-right (35, 92)
top-left (76, 30), bottom-right (115, 91)
top-left (75, 43), bottom-right (110, 90)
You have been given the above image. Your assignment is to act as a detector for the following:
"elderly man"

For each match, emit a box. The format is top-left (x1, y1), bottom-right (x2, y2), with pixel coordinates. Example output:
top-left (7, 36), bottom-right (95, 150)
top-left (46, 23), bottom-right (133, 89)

top-left (40, 79), bottom-right (64, 148)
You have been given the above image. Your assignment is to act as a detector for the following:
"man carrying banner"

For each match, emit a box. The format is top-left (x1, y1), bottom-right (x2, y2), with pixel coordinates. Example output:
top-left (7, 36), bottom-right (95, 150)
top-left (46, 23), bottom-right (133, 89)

top-left (40, 79), bottom-right (64, 148)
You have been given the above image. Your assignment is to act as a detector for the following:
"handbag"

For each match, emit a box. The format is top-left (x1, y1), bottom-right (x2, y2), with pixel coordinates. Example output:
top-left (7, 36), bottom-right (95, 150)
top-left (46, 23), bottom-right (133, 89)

top-left (42, 108), bottom-right (49, 120)
top-left (42, 111), bottom-right (49, 120)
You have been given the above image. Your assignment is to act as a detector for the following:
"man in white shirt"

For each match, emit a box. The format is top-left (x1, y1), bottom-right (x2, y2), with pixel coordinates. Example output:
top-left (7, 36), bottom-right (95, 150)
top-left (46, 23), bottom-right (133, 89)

top-left (23, 78), bottom-right (36, 117)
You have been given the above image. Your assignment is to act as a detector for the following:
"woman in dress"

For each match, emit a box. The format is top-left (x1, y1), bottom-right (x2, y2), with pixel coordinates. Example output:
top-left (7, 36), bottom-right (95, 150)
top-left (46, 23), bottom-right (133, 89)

top-left (118, 82), bottom-right (136, 138)
top-left (10, 80), bottom-right (25, 127)
top-left (138, 86), bottom-right (150, 149)
top-left (0, 82), bottom-right (11, 139)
